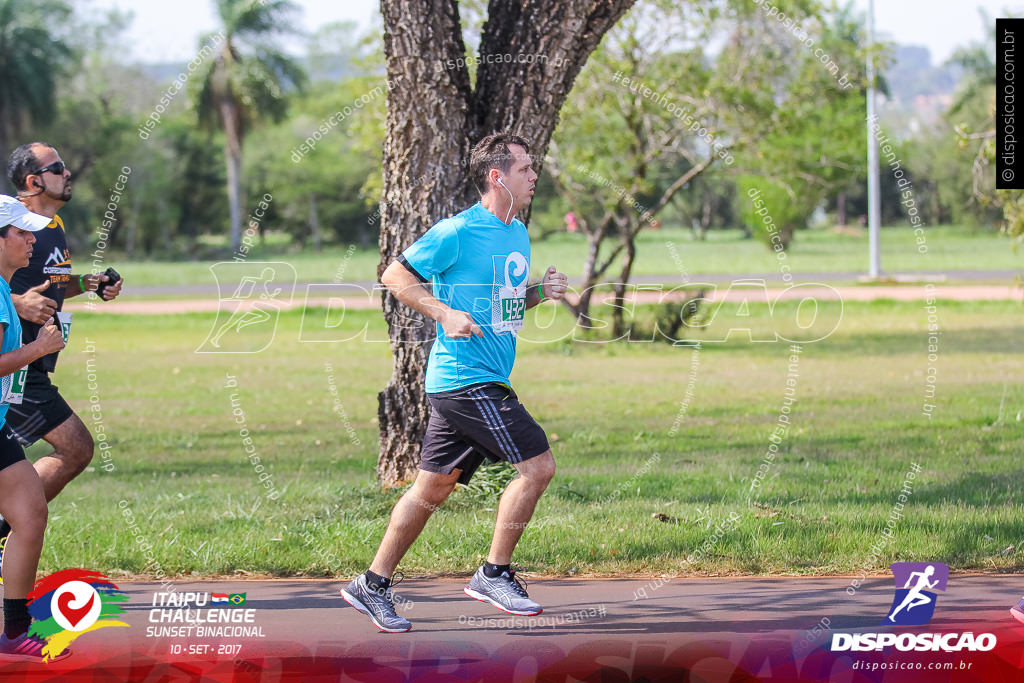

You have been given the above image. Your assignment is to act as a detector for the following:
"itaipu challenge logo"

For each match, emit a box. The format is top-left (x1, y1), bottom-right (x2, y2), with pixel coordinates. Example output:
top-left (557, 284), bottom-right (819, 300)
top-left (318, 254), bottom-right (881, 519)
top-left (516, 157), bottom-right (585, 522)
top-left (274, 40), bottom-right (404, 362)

top-left (27, 569), bottom-right (129, 661)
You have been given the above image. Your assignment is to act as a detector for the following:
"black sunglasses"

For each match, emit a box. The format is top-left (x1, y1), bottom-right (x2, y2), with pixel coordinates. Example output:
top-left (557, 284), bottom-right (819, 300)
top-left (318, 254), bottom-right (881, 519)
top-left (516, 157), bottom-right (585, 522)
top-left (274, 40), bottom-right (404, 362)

top-left (31, 160), bottom-right (66, 176)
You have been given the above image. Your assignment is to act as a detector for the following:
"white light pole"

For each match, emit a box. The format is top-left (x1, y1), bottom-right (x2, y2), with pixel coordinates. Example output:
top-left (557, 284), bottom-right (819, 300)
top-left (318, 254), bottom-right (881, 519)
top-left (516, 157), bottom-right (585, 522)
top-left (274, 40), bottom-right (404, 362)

top-left (866, 0), bottom-right (881, 278)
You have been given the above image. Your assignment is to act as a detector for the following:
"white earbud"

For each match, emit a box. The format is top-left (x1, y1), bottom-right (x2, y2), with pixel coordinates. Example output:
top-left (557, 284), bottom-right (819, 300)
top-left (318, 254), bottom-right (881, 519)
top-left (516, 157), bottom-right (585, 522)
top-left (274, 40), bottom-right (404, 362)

top-left (496, 176), bottom-right (513, 223)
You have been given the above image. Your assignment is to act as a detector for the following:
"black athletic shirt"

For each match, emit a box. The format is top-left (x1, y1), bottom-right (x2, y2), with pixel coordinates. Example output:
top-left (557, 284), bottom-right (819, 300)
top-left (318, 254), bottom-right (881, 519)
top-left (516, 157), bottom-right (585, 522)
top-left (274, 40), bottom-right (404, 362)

top-left (10, 214), bottom-right (71, 373)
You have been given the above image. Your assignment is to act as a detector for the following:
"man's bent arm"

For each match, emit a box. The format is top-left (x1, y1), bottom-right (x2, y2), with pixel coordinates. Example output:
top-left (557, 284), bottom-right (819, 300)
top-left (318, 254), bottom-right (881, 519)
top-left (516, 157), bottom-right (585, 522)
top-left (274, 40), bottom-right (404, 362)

top-left (381, 260), bottom-right (452, 323)
top-left (65, 273), bottom-right (106, 298)
top-left (65, 276), bottom-right (85, 298)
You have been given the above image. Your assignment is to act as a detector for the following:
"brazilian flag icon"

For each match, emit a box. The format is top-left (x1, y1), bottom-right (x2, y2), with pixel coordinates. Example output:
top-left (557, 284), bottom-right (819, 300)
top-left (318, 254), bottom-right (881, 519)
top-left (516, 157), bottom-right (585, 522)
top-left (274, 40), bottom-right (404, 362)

top-left (229, 593), bottom-right (247, 605)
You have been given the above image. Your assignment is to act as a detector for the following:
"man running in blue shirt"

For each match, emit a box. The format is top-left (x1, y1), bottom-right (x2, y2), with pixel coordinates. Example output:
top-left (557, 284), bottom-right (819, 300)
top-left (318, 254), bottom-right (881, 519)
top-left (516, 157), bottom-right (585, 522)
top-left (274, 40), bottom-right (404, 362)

top-left (341, 132), bottom-right (568, 632)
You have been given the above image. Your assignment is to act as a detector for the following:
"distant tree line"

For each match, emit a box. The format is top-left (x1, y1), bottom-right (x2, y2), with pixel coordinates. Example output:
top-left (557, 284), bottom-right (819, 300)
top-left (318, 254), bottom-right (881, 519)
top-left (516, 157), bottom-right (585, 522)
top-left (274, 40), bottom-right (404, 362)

top-left (0, 0), bottom-right (998, 263)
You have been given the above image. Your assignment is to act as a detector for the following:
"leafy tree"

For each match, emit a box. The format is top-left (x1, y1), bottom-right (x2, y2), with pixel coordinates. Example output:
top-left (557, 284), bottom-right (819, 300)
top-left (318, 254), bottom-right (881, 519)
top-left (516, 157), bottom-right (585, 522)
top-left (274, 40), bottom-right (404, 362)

top-left (26, 4), bottom-right (155, 253)
top-left (731, 1), bottom-right (869, 249)
top-left (0, 0), bottom-right (73, 166)
top-left (545, 0), bottom-right (868, 334)
top-left (192, 0), bottom-right (307, 252)
top-left (158, 116), bottom-right (231, 257)
top-left (245, 80), bottom-right (380, 250)
top-left (949, 12), bottom-right (1021, 243)
top-left (546, 1), bottom-right (741, 334)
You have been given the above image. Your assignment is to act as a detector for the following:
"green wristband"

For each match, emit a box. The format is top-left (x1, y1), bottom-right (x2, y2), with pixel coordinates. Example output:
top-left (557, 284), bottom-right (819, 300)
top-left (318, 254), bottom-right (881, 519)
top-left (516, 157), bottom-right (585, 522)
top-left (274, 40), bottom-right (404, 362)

top-left (537, 283), bottom-right (547, 302)
top-left (79, 274), bottom-right (86, 291)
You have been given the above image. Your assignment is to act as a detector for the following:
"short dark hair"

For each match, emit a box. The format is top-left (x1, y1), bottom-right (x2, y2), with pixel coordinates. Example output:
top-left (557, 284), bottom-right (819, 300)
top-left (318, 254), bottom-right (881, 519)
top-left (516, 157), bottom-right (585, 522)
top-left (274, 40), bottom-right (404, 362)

top-left (7, 142), bottom-right (51, 192)
top-left (469, 132), bottom-right (531, 195)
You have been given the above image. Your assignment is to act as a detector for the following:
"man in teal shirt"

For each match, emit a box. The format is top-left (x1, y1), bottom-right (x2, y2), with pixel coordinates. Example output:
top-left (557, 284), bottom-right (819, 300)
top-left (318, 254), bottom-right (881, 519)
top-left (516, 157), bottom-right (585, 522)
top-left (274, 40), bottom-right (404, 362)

top-left (342, 132), bottom-right (568, 632)
top-left (400, 200), bottom-right (533, 393)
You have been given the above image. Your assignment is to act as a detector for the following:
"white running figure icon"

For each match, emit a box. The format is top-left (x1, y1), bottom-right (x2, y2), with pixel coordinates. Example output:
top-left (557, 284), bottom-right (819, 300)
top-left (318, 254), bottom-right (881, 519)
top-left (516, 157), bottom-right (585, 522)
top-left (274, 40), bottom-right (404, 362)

top-left (887, 564), bottom-right (939, 622)
top-left (209, 267), bottom-right (282, 348)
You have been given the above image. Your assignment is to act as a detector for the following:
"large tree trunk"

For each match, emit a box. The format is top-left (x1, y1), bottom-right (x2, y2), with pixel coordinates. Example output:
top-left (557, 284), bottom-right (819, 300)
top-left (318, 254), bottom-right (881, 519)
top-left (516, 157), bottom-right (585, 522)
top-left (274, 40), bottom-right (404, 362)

top-left (611, 226), bottom-right (637, 338)
top-left (376, 0), bottom-right (637, 485)
top-left (220, 100), bottom-right (243, 254)
top-left (225, 149), bottom-right (242, 253)
top-left (376, 0), bottom-right (475, 486)
top-left (567, 217), bottom-right (618, 328)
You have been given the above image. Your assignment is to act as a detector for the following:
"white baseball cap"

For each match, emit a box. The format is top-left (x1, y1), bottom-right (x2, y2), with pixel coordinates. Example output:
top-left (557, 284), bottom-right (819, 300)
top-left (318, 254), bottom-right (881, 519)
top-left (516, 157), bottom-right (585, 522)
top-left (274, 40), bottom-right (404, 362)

top-left (0, 195), bottom-right (51, 231)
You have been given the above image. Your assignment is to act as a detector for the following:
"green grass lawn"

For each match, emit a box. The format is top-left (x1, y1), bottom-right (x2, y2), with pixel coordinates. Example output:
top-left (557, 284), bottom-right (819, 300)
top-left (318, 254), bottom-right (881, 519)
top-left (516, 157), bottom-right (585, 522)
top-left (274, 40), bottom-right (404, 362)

top-left (34, 297), bottom-right (1024, 580)
top-left (104, 224), bottom-right (1019, 291)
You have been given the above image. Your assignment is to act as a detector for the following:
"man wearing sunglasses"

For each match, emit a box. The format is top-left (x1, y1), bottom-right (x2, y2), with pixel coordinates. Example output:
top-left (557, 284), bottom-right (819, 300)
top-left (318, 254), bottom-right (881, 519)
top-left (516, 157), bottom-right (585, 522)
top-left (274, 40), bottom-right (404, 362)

top-left (0, 142), bottom-right (123, 555)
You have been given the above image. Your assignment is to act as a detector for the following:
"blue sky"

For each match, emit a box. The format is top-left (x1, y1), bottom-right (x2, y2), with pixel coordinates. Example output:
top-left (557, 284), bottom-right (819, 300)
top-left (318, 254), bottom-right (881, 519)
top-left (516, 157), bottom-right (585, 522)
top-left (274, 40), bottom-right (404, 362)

top-left (92, 0), bottom-right (1016, 66)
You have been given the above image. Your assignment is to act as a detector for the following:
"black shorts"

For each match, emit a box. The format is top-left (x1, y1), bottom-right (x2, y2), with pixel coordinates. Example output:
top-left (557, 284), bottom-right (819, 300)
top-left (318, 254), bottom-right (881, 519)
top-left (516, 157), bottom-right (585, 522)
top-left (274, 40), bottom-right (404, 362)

top-left (5, 368), bottom-right (74, 447)
top-left (0, 424), bottom-right (27, 472)
top-left (420, 382), bottom-right (549, 485)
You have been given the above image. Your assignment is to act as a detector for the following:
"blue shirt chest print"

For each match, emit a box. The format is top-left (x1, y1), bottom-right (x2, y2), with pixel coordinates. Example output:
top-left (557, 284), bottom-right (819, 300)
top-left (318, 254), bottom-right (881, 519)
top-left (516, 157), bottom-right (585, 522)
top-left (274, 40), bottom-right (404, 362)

top-left (401, 202), bottom-right (531, 394)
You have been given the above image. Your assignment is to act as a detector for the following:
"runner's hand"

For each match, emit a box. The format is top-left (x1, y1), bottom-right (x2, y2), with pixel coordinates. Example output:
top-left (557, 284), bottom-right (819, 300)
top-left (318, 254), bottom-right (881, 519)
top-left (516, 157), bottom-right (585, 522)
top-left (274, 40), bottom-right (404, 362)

top-left (541, 266), bottom-right (568, 301)
top-left (91, 273), bottom-right (124, 300)
top-left (34, 317), bottom-right (65, 354)
top-left (442, 309), bottom-right (483, 338)
top-left (13, 282), bottom-right (57, 325)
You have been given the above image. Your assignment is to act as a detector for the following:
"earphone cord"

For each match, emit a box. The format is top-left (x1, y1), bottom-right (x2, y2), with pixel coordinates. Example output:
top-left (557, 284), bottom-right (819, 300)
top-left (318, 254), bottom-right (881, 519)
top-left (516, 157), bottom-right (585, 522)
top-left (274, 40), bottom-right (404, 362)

top-left (499, 179), bottom-right (514, 224)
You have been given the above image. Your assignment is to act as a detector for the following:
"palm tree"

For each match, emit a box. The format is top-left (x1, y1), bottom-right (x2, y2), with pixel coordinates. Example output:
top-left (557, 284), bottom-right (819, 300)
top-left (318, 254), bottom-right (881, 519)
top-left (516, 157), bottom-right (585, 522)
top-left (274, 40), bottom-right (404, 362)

top-left (192, 0), bottom-right (306, 252)
top-left (0, 0), bottom-right (72, 166)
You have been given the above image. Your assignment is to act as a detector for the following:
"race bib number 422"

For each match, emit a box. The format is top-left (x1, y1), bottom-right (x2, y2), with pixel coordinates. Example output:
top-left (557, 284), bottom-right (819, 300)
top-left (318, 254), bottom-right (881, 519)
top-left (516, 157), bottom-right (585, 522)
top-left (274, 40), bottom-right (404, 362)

top-left (492, 251), bottom-right (529, 334)
top-left (495, 286), bottom-right (526, 334)
top-left (501, 294), bottom-right (525, 323)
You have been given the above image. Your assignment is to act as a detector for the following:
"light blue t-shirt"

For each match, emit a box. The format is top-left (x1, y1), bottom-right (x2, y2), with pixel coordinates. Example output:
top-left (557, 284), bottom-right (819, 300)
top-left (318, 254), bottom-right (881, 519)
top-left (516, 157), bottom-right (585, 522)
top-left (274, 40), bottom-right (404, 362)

top-left (0, 278), bottom-right (24, 427)
top-left (402, 202), bottom-right (532, 394)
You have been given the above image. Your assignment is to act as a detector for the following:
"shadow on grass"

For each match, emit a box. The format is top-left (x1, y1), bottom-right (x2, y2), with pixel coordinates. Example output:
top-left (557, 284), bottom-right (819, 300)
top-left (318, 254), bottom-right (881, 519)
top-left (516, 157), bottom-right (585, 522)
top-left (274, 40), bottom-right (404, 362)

top-left (689, 325), bottom-right (1024, 359)
top-left (796, 470), bottom-right (1024, 509)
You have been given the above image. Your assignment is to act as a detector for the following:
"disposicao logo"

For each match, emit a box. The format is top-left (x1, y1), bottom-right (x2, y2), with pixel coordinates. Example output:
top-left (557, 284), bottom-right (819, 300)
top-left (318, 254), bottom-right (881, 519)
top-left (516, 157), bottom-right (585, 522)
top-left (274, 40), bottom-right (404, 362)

top-left (831, 562), bottom-right (996, 653)
top-left (886, 562), bottom-right (947, 626)
top-left (27, 569), bottom-right (129, 661)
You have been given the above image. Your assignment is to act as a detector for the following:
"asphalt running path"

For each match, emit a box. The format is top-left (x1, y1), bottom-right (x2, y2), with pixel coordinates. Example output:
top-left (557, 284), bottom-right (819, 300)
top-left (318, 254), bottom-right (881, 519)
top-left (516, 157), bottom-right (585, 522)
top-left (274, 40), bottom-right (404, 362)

top-left (6, 575), bottom-right (1024, 680)
top-left (63, 284), bottom-right (1024, 315)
